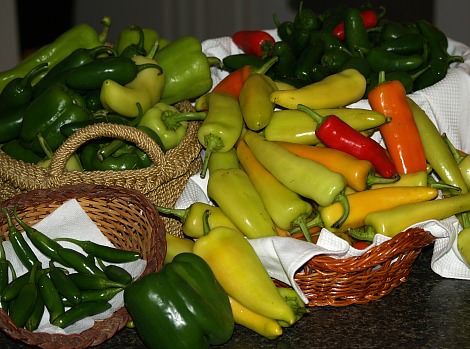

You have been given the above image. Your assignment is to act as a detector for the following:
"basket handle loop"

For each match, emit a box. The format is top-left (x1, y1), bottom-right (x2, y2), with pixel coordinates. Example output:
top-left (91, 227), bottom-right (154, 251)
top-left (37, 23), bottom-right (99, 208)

top-left (48, 122), bottom-right (166, 175)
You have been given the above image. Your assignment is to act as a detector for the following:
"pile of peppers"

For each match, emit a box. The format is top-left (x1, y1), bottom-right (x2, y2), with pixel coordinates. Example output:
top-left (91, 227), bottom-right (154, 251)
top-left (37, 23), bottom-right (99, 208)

top-left (222, 1), bottom-right (464, 96)
top-left (0, 18), bottom-right (217, 171)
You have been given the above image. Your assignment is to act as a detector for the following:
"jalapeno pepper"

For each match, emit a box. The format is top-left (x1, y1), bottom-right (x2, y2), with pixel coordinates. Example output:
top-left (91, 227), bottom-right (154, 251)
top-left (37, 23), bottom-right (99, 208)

top-left (367, 47), bottom-right (425, 72)
top-left (344, 7), bottom-right (371, 55)
top-left (52, 300), bottom-right (112, 328)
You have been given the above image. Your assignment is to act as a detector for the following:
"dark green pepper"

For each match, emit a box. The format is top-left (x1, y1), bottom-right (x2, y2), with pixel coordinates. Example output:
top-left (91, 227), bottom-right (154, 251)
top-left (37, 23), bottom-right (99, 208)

top-left (413, 20), bottom-right (464, 91)
top-left (49, 261), bottom-right (82, 306)
top-left (20, 83), bottom-right (90, 153)
top-left (0, 235), bottom-right (14, 309)
top-left (68, 272), bottom-right (127, 290)
top-left (269, 41), bottom-right (297, 79)
top-left (8, 264), bottom-right (40, 328)
top-left (344, 7), bottom-right (371, 55)
top-left (155, 36), bottom-right (220, 105)
top-left (222, 54), bottom-right (266, 72)
top-left (32, 45), bottom-right (116, 97)
top-left (367, 47), bottom-right (425, 72)
top-left (37, 271), bottom-right (65, 323)
top-left (379, 33), bottom-right (426, 55)
top-left (1, 139), bottom-right (42, 163)
top-left (25, 289), bottom-right (45, 331)
top-left (294, 1), bottom-right (320, 31)
top-left (0, 17), bottom-right (111, 92)
top-left (0, 63), bottom-right (48, 111)
top-left (64, 56), bottom-right (158, 91)
top-left (379, 20), bottom-right (414, 41)
top-left (295, 41), bottom-right (325, 81)
top-left (272, 14), bottom-right (294, 42)
top-left (51, 300), bottom-right (112, 329)
top-left (124, 252), bottom-right (234, 349)
top-left (340, 56), bottom-right (371, 78)
top-left (60, 112), bottom-right (134, 138)
top-left (0, 106), bottom-right (27, 143)
top-left (321, 48), bottom-right (352, 73)
top-left (117, 26), bottom-right (147, 58)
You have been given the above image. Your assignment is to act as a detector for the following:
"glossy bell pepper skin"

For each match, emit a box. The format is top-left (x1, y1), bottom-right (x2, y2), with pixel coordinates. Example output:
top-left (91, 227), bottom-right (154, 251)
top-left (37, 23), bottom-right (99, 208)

top-left (19, 83), bottom-right (90, 154)
top-left (0, 139), bottom-right (42, 163)
top-left (193, 226), bottom-right (296, 327)
top-left (124, 252), bottom-right (234, 349)
top-left (0, 17), bottom-right (111, 92)
top-left (270, 68), bottom-right (366, 110)
top-left (367, 48), bottom-right (424, 73)
top-left (155, 36), bottom-right (220, 105)
top-left (264, 107), bottom-right (387, 145)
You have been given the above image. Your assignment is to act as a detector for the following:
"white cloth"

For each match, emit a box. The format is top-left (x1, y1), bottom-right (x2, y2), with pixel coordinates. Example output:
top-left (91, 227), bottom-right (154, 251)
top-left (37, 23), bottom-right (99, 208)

top-left (192, 32), bottom-right (470, 303)
top-left (3, 199), bottom-right (146, 334)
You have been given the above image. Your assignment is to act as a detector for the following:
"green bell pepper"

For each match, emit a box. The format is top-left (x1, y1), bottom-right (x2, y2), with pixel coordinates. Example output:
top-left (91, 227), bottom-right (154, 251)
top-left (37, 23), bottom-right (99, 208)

top-left (124, 252), bottom-right (234, 349)
top-left (0, 17), bottom-right (111, 92)
top-left (138, 102), bottom-right (206, 151)
top-left (1, 139), bottom-right (42, 163)
top-left (19, 83), bottom-right (91, 154)
top-left (154, 36), bottom-right (220, 105)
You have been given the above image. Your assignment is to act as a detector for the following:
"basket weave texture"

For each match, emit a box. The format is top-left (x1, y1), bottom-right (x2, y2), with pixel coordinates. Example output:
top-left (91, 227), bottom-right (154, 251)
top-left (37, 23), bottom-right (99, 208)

top-left (282, 227), bottom-right (435, 307)
top-left (0, 184), bottom-right (166, 349)
top-left (0, 101), bottom-right (202, 237)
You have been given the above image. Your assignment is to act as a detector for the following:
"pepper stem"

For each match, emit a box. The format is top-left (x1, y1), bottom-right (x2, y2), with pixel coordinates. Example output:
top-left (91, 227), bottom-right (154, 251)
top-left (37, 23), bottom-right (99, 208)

top-left (348, 225), bottom-right (376, 242)
top-left (366, 173), bottom-right (400, 187)
top-left (290, 214), bottom-right (323, 242)
top-left (98, 16), bottom-right (112, 44)
top-left (155, 206), bottom-right (189, 222)
top-left (289, 214), bottom-right (323, 235)
top-left (297, 103), bottom-right (324, 126)
top-left (253, 56), bottom-right (279, 75)
top-left (37, 133), bottom-right (53, 159)
top-left (200, 134), bottom-right (225, 179)
top-left (331, 191), bottom-right (350, 229)
top-left (202, 209), bottom-right (211, 236)
top-left (161, 111), bottom-right (207, 131)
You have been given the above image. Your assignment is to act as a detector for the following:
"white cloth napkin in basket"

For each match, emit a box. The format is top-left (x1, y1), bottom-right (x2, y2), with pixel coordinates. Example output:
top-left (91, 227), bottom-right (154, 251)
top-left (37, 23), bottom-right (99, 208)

top-left (175, 34), bottom-right (470, 303)
top-left (2, 199), bottom-right (146, 334)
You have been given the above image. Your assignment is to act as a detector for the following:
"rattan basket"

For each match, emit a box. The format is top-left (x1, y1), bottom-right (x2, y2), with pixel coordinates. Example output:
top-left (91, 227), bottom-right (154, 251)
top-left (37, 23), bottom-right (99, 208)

top-left (278, 227), bottom-right (435, 307)
top-left (0, 101), bottom-right (202, 238)
top-left (0, 184), bottom-right (166, 349)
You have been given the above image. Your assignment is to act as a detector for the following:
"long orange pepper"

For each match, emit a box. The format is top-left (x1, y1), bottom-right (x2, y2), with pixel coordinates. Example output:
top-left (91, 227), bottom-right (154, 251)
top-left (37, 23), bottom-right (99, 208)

top-left (277, 142), bottom-right (398, 192)
top-left (212, 56), bottom-right (278, 98)
top-left (368, 77), bottom-right (427, 174)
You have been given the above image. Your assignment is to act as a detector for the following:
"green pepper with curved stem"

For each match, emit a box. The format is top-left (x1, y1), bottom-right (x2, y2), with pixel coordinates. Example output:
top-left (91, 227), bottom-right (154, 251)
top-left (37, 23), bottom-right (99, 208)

top-left (33, 45), bottom-right (116, 97)
top-left (115, 25), bottom-right (160, 57)
top-left (138, 102), bottom-right (206, 151)
top-left (0, 17), bottom-right (111, 92)
top-left (0, 62), bottom-right (48, 111)
top-left (197, 92), bottom-right (244, 178)
top-left (155, 36), bottom-right (220, 105)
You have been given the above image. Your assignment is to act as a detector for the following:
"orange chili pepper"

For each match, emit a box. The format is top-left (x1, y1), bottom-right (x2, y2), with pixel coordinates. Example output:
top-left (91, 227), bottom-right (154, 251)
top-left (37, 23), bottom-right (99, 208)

top-left (368, 76), bottom-right (427, 175)
top-left (212, 56), bottom-right (278, 98)
top-left (276, 142), bottom-right (398, 192)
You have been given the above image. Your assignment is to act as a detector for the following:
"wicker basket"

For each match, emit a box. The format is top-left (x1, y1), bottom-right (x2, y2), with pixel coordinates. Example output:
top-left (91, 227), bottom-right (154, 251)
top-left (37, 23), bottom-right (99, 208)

top-left (279, 227), bottom-right (435, 307)
top-left (0, 184), bottom-right (166, 349)
top-left (0, 101), bottom-right (202, 238)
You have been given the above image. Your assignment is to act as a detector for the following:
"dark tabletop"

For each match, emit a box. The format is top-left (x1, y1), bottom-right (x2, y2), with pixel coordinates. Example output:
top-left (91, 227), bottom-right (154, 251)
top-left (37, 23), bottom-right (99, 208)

top-left (1, 245), bottom-right (469, 349)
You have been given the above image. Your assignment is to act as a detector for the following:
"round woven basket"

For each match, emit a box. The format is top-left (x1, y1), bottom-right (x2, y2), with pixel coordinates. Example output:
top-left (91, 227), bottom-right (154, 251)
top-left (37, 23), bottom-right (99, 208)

top-left (278, 227), bottom-right (435, 307)
top-left (0, 101), bottom-right (202, 238)
top-left (0, 184), bottom-right (166, 349)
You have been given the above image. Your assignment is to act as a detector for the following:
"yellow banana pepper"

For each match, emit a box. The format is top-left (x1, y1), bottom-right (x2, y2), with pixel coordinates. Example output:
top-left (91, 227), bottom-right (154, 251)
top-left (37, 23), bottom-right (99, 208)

top-left (193, 226), bottom-right (296, 326)
top-left (164, 233), bottom-right (194, 264)
top-left (228, 296), bottom-right (283, 340)
top-left (269, 68), bottom-right (366, 109)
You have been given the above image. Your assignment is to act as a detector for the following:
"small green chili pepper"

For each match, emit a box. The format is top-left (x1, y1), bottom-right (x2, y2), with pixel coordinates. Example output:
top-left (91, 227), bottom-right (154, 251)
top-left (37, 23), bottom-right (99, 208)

top-left (321, 48), bottom-right (352, 74)
top-left (295, 42), bottom-right (325, 82)
top-left (38, 271), bottom-right (65, 323)
top-left (12, 208), bottom-right (70, 266)
top-left (54, 236), bottom-right (141, 263)
top-left (56, 247), bottom-right (106, 277)
top-left (68, 272), bottom-right (127, 290)
top-left (8, 264), bottom-right (40, 328)
top-left (51, 300), bottom-right (112, 329)
top-left (367, 47), bottom-right (425, 72)
top-left (344, 7), bottom-right (371, 55)
top-left (96, 258), bottom-right (133, 286)
top-left (269, 41), bottom-right (297, 80)
top-left (0, 236), bottom-right (15, 309)
top-left (49, 261), bottom-right (82, 306)
top-left (25, 290), bottom-right (45, 331)
top-left (2, 208), bottom-right (39, 271)
top-left (1, 270), bottom-right (30, 302)
top-left (379, 33), bottom-right (426, 55)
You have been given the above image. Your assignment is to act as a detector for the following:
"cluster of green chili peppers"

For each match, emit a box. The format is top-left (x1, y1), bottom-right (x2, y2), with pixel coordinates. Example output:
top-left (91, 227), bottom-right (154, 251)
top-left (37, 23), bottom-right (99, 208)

top-left (0, 19), bottom-right (216, 171)
top-left (223, 2), bottom-right (463, 96)
top-left (0, 207), bottom-right (141, 331)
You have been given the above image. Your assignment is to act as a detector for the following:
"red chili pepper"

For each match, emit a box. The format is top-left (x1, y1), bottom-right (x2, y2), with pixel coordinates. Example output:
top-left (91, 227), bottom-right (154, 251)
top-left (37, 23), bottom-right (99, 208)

top-left (332, 9), bottom-right (380, 40)
top-left (298, 104), bottom-right (397, 178)
top-left (231, 30), bottom-right (275, 57)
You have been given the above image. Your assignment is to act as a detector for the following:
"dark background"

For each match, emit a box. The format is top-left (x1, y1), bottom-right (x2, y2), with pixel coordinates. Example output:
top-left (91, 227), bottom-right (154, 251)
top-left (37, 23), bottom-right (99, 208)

top-left (16, 0), bottom-right (433, 57)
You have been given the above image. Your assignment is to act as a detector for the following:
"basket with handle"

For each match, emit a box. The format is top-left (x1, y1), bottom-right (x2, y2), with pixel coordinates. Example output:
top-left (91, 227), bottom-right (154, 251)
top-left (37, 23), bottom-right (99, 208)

top-left (0, 183), bottom-right (166, 348)
top-left (0, 105), bottom-right (202, 237)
